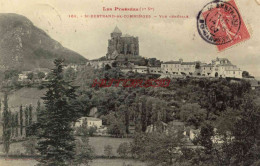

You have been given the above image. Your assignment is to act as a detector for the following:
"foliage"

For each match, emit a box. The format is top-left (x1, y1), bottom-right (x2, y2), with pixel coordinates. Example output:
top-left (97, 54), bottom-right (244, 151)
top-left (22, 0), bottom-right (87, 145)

top-left (2, 93), bottom-right (11, 156)
top-left (72, 67), bottom-right (258, 165)
top-left (25, 106), bottom-right (29, 136)
top-left (242, 71), bottom-right (254, 78)
top-left (19, 105), bottom-right (23, 136)
top-left (29, 104), bottom-right (33, 125)
top-left (88, 126), bottom-right (97, 137)
top-left (64, 67), bottom-right (76, 81)
top-left (107, 114), bottom-right (126, 137)
top-left (4, 70), bottom-right (19, 80)
top-left (36, 100), bottom-right (41, 121)
top-left (131, 130), bottom-right (185, 166)
top-left (73, 136), bottom-right (95, 166)
top-left (36, 59), bottom-right (81, 165)
top-left (179, 103), bottom-right (207, 128)
top-left (117, 142), bottom-right (130, 158)
top-left (26, 72), bottom-right (34, 80)
top-left (104, 145), bottom-right (113, 158)
top-left (15, 112), bottom-right (19, 137)
top-left (22, 136), bottom-right (38, 155)
top-left (37, 72), bottom-right (46, 79)
top-left (10, 113), bottom-right (14, 137)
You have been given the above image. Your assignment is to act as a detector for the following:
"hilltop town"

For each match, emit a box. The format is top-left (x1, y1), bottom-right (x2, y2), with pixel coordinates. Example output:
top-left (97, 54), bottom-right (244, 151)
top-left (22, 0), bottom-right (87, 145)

top-left (8, 26), bottom-right (258, 90)
top-left (85, 27), bottom-right (258, 85)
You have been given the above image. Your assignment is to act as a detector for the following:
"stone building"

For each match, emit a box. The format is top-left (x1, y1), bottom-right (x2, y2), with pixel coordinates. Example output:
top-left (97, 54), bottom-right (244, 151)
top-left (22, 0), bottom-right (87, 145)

top-left (106, 26), bottom-right (139, 60)
top-left (210, 58), bottom-right (242, 78)
top-left (74, 117), bottom-right (102, 129)
top-left (161, 58), bottom-right (243, 79)
top-left (161, 59), bottom-right (200, 76)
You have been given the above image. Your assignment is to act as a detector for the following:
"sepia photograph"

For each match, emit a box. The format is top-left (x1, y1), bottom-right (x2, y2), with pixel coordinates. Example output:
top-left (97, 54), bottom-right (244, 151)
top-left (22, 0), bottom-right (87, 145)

top-left (0, 0), bottom-right (259, 165)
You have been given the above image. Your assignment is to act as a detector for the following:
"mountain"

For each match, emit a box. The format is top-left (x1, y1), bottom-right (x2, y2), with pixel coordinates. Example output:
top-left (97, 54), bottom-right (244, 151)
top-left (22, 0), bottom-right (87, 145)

top-left (0, 13), bottom-right (87, 71)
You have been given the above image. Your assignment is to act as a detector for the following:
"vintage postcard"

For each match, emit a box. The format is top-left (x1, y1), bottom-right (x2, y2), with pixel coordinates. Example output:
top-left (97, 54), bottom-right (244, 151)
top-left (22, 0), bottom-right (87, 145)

top-left (0, 0), bottom-right (259, 166)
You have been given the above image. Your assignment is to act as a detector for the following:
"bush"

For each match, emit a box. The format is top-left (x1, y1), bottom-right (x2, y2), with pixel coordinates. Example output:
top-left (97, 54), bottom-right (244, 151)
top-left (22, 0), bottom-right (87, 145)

top-left (88, 126), bottom-right (97, 136)
top-left (117, 142), bottom-right (130, 158)
top-left (22, 136), bottom-right (37, 155)
top-left (104, 145), bottom-right (113, 158)
top-left (37, 72), bottom-right (46, 79)
top-left (73, 136), bottom-right (95, 166)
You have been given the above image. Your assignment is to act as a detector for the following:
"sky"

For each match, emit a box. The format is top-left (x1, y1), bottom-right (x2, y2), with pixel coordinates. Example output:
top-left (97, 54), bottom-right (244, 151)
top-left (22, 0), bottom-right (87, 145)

top-left (0, 0), bottom-right (259, 78)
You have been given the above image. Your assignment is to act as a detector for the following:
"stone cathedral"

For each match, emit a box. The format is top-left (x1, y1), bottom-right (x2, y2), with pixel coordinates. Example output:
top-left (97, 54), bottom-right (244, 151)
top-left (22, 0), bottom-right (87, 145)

top-left (106, 26), bottom-right (139, 60)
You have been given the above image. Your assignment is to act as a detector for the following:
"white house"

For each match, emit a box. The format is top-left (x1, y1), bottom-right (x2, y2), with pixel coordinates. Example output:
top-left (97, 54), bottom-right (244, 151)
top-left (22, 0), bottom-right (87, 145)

top-left (133, 65), bottom-right (148, 74)
top-left (148, 66), bottom-right (162, 74)
top-left (75, 117), bottom-right (102, 129)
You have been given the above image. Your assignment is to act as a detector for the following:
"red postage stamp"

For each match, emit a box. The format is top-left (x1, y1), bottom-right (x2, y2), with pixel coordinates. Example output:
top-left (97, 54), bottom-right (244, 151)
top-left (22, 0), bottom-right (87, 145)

top-left (197, 0), bottom-right (250, 51)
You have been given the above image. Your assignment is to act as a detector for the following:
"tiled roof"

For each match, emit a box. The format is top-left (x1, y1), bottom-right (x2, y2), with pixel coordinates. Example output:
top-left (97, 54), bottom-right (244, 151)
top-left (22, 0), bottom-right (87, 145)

top-left (181, 62), bottom-right (196, 65)
top-left (216, 63), bottom-right (235, 66)
top-left (201, 64), bottom-right (213, 67)
top-left (225, 69), bottom-right (241, 71)
top-left (163, 61), bottom-right (181, 64)
top-left (80, 117), bottom-right (102, 121)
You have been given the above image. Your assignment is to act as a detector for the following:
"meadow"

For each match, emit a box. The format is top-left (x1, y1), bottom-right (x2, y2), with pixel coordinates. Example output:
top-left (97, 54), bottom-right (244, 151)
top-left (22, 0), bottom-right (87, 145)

top-left (0, 137), bottom-right (133, 157)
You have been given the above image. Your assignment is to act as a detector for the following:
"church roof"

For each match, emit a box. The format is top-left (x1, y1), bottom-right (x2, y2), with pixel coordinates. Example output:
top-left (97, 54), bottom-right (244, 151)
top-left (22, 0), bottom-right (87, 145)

top-left (112, 26), bottom-right (122, 33)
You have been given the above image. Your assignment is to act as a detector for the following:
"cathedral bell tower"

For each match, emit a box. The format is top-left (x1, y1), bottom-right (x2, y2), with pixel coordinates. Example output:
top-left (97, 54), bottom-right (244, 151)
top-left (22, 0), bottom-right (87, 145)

top-left (111, 26), bottom-right (122, 38)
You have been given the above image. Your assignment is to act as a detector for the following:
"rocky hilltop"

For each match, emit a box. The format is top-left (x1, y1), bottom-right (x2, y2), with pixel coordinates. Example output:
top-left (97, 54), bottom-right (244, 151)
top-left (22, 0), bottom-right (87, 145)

top-left (0, 13), bottom-right (87, 71)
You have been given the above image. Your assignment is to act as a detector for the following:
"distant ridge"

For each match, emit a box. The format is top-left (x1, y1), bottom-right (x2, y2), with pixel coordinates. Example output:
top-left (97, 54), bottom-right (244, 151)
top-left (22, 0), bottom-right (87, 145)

top-left (0, 13), bottom-right (87, 71)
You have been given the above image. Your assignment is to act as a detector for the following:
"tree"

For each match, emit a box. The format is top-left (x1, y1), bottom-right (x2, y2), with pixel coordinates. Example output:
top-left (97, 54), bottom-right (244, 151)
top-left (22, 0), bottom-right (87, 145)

top-left (20, 105), bottom-right (23, 136)
top-left (15, 112), bottom-right (19, 137)
top-left (37, 72), bottom-right (46, 80)
top-left (27, 72), bottom-right (34, 80)
top-left (64, 67), bottom-right (76, 81)
top-left (37, 59), bottom-right (81, 165)
top-left (11, 113), bottom-right (15, 137)
top-left (131, 130), bottom-right (185, 165)
top-left (195, 62), bottom-right (201, 69)
top-left (242, 71), bottom-right (254, 78)
top-left (117, 142), bottom-right (130, 158)
top-left (36, 100), bottom-right (41, 121)
top-left (105, 112), bottom-right (126, 137)
top-left (73, 137), bottom-right (94, 166)
top-left (179, 103), bottom-right (207, 128)
top-left (88, 126), bottom-right (97, 137)
top-left (107, 120), bottom-right (126, 137)
top-left (2, 93), bottom-right (11, 156)
top-left (25, 106), bottom-right (29, 127)
top-left (29, 104), bottom-right (33, 125)
top-left (104, 145), bottom-right (113, 158)
top-left (0, 98), bottom-right (1, 119)
top-left (196, 121), bottom-right (214, 154)
top-left (22, 136), bottom-right (37, 155)
top-left (4, 70), bottom-right (19, 80)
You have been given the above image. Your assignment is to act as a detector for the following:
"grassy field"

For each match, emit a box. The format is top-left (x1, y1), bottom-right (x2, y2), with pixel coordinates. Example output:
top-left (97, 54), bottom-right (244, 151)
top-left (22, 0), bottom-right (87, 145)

top-left (0, 137), bottom-right (133, 157)
top-left (89, 137), bottom-right (132, 156)
top-left (0, 137), bottom-right (146, 165)
top-left (0, 158), bottom-right (146, 166)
